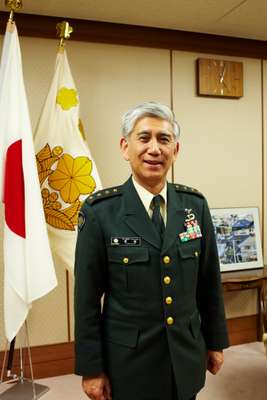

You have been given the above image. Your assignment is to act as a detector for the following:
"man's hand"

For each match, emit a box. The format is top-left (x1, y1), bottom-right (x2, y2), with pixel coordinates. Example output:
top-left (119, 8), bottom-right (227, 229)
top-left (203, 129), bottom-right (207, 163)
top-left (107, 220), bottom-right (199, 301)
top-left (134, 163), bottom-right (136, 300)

top-left (207, 350), bottom-right (224, 375)
top-left (82, 373), bottom-right (112, 400)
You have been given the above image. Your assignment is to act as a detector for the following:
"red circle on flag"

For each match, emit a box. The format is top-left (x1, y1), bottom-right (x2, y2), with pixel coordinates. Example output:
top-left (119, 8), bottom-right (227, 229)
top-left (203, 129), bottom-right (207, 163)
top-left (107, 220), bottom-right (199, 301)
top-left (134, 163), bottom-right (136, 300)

top-left (4, 139), bottom-right (26, 238)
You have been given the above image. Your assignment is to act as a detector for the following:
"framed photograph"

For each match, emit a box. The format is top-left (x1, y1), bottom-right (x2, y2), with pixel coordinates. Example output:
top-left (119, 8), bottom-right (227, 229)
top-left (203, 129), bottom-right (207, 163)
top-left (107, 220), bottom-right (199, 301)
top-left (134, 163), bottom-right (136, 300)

top-left (210, 207), bottom-right (263, 272)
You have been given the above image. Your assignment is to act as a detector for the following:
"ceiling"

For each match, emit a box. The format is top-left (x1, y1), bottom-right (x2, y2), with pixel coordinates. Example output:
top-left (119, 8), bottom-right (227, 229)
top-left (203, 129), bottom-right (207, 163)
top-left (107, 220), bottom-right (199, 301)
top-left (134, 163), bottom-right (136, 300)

top-left (1, 0), bottom-right (267, 41)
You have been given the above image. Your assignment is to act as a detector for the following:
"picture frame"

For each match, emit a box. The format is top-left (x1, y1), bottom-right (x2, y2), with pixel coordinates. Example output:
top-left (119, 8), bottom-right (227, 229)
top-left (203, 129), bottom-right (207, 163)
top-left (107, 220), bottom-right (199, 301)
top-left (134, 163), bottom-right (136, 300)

top-left (210, 207), bottom-right (263, 272)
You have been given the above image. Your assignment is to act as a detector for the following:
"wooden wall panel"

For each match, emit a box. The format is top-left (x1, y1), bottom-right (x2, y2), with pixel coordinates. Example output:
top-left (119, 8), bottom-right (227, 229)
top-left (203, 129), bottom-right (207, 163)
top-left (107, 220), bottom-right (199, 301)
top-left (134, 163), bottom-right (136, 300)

top-left (263, 60), bottom-right (267, 265)
top-left (2, 12), bottom-right (267, 59)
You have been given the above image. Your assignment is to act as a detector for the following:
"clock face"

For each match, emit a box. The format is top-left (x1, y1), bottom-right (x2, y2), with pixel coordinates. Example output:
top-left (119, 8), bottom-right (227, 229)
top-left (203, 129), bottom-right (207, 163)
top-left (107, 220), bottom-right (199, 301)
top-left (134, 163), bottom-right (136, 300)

top-left (197, 58), bottom-right (243, 98)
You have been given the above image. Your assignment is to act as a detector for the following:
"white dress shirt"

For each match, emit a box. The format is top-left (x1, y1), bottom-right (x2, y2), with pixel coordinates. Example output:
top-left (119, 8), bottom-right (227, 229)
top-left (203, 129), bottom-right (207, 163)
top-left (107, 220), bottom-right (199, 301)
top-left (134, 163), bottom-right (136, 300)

top-left (132, 177), bottom-right (167, 225)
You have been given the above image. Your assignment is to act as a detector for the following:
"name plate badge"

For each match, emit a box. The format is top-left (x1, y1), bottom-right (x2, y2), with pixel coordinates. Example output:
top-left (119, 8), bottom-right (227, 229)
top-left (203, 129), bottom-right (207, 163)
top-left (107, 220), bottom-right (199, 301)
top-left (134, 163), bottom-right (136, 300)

top-left (111, 237), bottom-right (141, 246)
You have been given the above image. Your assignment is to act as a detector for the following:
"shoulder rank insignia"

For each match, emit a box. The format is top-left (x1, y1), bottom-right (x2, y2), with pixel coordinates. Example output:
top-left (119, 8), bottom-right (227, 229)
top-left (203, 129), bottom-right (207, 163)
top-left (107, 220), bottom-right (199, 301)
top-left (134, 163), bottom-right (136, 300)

top-left (174, 183), bottom-right (204, 198)
top-left (86, 185), bottom-right (122, 205)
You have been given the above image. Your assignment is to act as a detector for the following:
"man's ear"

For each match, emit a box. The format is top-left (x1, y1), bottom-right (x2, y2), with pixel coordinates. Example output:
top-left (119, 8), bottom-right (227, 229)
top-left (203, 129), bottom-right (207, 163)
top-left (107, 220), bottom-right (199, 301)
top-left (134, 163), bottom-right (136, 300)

top-left (173, 141), bottom-right (179, 162)
top-left (120, 137), bottom-right (130, 161)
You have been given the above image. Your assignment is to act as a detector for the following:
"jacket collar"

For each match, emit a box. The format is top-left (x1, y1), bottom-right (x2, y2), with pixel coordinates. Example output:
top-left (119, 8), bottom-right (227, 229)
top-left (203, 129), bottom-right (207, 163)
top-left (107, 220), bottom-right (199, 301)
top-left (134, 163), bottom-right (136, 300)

top-left (119, 177), bottom-right (161, 249)
top-left (119, 178), bottom-right (185, 252)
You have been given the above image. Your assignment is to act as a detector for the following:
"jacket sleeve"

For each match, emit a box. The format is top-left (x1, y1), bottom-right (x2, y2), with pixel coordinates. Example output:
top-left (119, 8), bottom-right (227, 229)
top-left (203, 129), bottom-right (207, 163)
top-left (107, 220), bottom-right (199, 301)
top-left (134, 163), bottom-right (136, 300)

top-left (74, 201), bottom-right (107, 376)
top-left (197, 198), bottom-right (229, 351)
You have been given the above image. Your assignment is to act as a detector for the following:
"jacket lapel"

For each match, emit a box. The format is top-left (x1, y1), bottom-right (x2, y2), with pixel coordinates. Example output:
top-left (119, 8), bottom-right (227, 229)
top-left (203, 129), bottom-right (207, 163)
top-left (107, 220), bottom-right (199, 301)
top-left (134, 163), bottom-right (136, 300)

top-left (119, 178), bottom-right (161, 250)
top-left (162, 183), bottom-right (185, 254)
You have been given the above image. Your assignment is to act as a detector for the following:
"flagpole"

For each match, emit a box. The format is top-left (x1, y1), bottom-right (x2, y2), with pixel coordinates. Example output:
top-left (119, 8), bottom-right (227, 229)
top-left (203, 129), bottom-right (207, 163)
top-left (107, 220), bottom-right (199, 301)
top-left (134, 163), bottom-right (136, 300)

top-left (6, 337), bottom-right (16, 377)
top-left (56, 21), bottom-right (73, 50)
top-left (0, 1), bottom-right (20, 388)
top-left (5, 0), bottom-right (22, 22)
top-left (0, 2), bottom-right (52, 399)
top-left (56, 20), bottom-right (75, 343)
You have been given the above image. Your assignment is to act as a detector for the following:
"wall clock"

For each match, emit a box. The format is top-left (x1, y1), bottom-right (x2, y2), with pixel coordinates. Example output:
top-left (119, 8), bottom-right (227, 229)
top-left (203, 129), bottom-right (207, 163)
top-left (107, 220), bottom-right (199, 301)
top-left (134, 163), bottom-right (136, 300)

top-left (197, 58), bottom-right (243, 98)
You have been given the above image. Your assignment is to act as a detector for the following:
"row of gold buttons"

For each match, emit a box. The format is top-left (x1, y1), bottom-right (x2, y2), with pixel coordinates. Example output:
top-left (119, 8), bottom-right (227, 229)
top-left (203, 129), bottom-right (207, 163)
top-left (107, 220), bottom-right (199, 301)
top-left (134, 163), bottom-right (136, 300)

top-left (162, 255), bottom-right (174, 325)
top-left (122, 254), bottom-right (175, 325)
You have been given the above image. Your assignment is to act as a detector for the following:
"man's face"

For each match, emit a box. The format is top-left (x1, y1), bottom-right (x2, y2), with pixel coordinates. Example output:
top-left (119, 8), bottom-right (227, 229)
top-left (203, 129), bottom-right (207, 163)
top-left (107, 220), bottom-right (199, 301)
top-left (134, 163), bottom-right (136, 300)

top-left (120, 117), bottom-right (179, 187)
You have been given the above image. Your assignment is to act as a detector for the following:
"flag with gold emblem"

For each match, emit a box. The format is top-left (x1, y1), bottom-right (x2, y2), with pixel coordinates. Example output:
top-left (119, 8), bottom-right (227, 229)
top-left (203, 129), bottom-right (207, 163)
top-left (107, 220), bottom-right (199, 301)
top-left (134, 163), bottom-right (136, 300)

top-left (34, 47), bottom-right (102, 274)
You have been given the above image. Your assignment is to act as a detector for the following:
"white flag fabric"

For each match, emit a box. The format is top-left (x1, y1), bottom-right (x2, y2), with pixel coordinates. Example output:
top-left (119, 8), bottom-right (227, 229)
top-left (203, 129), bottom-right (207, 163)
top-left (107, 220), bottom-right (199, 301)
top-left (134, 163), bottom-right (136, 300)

top-left (0, 22), bottom-right (57, 342)
top-left (34, 47), bottom-right (102, 274)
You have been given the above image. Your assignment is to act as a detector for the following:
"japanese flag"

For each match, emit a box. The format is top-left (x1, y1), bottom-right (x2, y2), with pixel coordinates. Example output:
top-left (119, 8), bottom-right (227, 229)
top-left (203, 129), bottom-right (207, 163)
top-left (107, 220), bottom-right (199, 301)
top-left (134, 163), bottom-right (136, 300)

top-left (0, 22), bottom-right (57, 341)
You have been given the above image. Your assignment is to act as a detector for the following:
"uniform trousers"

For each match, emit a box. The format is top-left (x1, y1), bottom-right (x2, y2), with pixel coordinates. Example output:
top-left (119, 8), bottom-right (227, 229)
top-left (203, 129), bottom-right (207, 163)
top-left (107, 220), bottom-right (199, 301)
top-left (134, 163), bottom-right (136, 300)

top-left (172, 390), bottom-right (196, 400)
top-left (172, 389), bottom-right (196, 400)
top-left (171, 368), bottom-right (196, 400)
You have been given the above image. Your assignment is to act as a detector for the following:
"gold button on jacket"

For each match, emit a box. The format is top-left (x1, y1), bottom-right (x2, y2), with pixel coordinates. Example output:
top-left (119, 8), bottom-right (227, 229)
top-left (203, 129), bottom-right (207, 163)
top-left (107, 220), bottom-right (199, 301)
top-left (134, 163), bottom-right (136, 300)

top-left (163, 255), bottom-right (170, 264)
top-left (165, 296), bottom-right (173, 305)
top-left (166, 316), bottom-right (174, 325)
top-left (163, 276), bottom-right (171, 285)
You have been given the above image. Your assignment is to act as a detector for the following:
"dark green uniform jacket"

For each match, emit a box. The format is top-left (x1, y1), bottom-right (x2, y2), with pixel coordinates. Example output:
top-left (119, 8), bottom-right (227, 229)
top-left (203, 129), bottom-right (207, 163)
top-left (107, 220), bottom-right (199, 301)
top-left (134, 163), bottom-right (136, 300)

top-left (74, 177), bottom-right (229, 400)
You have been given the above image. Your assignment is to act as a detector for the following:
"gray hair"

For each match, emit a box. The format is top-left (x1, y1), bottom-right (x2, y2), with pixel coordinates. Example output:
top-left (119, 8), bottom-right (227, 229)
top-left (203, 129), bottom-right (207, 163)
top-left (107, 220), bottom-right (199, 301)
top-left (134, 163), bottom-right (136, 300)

top-left (121, 101), bottom-right (180, 141)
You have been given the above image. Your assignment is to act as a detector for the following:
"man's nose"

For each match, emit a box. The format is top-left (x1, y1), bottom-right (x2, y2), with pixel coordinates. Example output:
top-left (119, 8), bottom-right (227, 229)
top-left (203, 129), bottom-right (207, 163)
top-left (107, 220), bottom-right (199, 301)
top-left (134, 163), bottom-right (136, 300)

top-left (148, 138), bottom-right (161, 154)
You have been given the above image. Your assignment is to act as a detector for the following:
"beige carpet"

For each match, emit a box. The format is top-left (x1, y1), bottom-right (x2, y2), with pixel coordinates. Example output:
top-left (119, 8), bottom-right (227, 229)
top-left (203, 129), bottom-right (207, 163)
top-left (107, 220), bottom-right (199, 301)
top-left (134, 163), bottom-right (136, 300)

top-left (0, 342), bottom-right (266, 399)
top-left (198, 341), bottom-right (267, 400)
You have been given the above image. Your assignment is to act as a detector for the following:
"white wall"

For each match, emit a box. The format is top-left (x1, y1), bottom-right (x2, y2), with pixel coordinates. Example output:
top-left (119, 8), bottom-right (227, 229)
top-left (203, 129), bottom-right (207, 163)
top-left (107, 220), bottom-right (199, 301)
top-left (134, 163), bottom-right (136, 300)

top-left (173, 52), bottom-right (263, 318)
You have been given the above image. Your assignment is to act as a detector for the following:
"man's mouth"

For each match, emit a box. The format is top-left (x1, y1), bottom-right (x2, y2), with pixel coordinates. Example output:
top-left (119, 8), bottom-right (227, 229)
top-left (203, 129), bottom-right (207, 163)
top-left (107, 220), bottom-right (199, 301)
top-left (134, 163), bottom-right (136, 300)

top-left (144, 160), bottom-right (162, 165)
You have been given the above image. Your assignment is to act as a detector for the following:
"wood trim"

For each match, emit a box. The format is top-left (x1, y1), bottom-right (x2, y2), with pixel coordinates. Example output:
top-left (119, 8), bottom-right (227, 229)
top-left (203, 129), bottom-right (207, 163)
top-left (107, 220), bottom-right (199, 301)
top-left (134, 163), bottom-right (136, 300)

top-left (66, 270), bottom-right (71, 342)
top-left (0, 316), bottom-right (259, 378)
top-left (170, 49), bottom-right (175, 184)
top-left (170, 50), bottom-right (174, 110)
top-left (222, 274), bottom-right (267, 341)
top-left (227, 315), bottom-right (258, 345)
top-left (261, 59), bottom-right (265, 256)
top-left (1, 12), bottom-right (267, 59)
top-left (0, 342), bottom-right (74, 379)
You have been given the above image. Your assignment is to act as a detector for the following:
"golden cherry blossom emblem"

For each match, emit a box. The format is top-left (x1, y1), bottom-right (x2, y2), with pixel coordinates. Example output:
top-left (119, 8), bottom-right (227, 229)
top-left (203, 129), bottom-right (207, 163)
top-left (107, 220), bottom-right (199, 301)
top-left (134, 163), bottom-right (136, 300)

top-left (41, 187), bottom-right (81, 231)
top-left (36, 144), bottom-right (63, 185)
top-left (56, 87), bottom-right (79, 110)
top-left (48, 153), bottom-right (96, 203)
top-left (36, 143), bottom-right (97, 231)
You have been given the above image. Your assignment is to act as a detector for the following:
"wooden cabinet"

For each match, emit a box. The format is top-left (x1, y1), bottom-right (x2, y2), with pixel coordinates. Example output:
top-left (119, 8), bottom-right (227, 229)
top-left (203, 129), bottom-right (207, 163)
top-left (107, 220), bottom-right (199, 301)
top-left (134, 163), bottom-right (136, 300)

top-left (222, 269), bottom-right (267, 341)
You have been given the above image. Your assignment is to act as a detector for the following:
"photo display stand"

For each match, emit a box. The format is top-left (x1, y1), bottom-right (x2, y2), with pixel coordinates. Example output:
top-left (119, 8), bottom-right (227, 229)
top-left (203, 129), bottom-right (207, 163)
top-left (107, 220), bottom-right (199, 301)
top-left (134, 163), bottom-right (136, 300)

top-left (0, 322), bottom-right (49, 400)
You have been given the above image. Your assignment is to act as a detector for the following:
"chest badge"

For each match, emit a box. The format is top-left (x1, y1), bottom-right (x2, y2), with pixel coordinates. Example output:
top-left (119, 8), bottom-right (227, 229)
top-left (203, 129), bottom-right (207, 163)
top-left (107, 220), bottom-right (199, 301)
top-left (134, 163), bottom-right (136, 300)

top-left (179, 209), bottom-right (202, 243)
top-left (111, 237), bottom-right (141, 246)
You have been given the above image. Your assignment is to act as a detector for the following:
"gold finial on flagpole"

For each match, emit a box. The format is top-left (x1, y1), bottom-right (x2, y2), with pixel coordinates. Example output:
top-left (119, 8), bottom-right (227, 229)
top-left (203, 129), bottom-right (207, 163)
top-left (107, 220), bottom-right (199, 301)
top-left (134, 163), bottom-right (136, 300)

top-left (56, 21), bottom-right (73, 50)
top-left (5, 0), bottom-right (22, 22)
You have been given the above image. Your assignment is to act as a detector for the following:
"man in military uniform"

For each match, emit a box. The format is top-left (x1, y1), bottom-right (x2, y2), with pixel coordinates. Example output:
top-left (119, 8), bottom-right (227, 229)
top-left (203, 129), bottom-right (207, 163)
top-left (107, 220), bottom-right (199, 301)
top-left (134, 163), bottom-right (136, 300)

top-left (74, 102), bottom-right (229, 400)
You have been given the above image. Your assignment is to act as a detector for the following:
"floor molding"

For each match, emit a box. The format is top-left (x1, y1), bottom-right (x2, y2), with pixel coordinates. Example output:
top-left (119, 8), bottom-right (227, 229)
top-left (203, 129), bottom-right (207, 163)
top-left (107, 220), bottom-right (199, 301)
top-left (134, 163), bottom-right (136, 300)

top-left (0, 342), bottom-right (74, 379)
top-left (227, 315), bottom-right (258, 345)
top-left (0, 315), bottom-right (259, 378)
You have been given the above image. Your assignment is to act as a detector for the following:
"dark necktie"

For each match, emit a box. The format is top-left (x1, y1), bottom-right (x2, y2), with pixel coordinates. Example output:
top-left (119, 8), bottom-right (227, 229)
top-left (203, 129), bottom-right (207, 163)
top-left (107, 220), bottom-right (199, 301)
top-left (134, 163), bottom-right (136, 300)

top-left (151, 195), bottom-right (165, 240)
